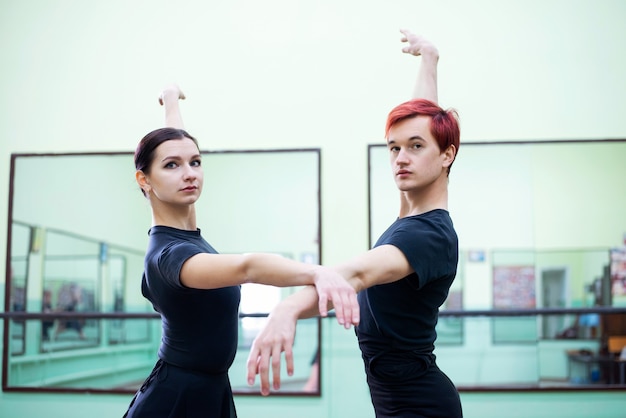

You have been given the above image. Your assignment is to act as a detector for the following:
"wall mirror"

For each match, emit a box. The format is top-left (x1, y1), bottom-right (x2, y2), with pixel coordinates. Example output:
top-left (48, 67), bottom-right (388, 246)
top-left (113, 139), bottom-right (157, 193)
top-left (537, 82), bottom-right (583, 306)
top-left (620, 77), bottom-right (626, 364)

top-left (4, 150), bottom-right (321, 396)
top-left (369, 139), bottom-right (626, 390)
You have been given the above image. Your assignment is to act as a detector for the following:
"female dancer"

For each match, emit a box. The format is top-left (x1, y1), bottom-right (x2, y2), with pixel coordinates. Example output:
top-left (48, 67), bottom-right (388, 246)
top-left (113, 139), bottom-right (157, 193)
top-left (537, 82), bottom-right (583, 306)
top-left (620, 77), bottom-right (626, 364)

top-left (123, 86), bottom-right (359, 418)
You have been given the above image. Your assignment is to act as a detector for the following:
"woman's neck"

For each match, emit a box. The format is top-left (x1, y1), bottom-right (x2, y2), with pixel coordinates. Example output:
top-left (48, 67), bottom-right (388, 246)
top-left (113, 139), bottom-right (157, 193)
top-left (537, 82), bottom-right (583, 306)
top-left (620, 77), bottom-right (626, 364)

top-left (151, 205), bottom-right (197, 231)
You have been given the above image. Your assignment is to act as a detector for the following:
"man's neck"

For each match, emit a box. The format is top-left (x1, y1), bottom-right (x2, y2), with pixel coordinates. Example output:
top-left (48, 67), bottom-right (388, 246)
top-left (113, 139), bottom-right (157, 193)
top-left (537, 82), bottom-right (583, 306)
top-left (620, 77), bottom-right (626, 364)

top-left (398, 184), bottom-right (448, 218)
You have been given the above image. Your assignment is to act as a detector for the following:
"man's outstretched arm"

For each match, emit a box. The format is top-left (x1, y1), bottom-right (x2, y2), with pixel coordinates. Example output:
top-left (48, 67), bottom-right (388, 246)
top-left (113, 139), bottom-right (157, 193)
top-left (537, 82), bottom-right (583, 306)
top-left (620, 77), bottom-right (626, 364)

top-left (398, 29), bottom-right (440, 217)
top-left (400, 28), bottom-right (440, 102)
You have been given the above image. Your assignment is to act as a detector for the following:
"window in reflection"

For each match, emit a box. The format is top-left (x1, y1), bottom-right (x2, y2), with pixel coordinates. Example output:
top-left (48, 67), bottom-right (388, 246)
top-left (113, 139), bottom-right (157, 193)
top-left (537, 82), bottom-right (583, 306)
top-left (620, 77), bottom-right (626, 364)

top-left (239, 283), bottom-right (282, 348)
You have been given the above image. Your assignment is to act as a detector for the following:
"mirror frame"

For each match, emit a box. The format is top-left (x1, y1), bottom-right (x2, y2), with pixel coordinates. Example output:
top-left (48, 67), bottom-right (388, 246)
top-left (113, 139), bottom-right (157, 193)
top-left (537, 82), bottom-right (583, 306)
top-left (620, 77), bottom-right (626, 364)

top-left (368, 139), bottom-right (626, 391)
top-left (3, 150), bottom-right (322, 396)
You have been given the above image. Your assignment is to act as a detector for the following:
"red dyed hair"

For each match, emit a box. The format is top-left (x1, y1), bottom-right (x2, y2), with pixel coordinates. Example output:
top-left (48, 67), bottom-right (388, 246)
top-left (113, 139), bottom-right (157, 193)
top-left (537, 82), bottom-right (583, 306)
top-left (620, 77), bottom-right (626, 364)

top-left (385, 99), bottom-right (460, 173)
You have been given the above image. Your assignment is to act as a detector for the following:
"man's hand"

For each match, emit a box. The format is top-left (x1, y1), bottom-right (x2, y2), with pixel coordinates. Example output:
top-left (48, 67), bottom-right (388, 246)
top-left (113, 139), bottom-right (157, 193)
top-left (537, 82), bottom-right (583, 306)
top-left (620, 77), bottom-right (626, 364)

top-left (246, 306), bottom-right (298, 395)
top-left (400, 29), bottom-right (439, 59)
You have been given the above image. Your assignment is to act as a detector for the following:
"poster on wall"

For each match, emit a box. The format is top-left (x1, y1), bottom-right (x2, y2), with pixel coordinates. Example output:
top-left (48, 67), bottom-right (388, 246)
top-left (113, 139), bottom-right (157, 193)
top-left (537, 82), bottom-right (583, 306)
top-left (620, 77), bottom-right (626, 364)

top-left (610, 247), bottom-right (626, 297)
top-left (493, 265), bottom-right (536, 309)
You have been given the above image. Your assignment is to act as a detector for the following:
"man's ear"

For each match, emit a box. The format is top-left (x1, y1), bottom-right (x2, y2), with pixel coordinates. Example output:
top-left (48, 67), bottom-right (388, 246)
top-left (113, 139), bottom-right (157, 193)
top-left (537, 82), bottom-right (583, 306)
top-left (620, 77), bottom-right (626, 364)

top-left (135, 170), bottom-right (151, 195)
top-left (442, 144), bottom-right (457, 169)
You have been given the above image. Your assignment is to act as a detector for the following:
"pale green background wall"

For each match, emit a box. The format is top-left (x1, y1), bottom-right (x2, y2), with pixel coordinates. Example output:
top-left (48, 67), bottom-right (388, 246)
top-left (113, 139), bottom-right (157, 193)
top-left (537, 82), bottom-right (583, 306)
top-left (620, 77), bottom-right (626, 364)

top-left (1, 0), bottom-right (626, 417)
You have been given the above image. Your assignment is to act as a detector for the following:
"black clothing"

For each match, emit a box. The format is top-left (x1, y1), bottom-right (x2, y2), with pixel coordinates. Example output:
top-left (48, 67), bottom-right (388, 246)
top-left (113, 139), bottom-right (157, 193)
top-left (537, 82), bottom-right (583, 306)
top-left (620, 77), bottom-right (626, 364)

top-left (125, 226), bottom-right (240, 418)
top-left (124, 360), bottom-right (236, 418)
top-left (356, 209), bottom-right (462, 417)
top-left (41, 301), bottom-right (53, 340)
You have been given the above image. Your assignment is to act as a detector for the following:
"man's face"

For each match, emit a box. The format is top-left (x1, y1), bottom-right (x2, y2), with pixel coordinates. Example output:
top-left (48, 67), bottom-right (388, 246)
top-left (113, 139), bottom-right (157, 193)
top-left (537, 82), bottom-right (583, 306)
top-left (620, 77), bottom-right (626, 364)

top-left (386, 115), bottom-right (448, 192)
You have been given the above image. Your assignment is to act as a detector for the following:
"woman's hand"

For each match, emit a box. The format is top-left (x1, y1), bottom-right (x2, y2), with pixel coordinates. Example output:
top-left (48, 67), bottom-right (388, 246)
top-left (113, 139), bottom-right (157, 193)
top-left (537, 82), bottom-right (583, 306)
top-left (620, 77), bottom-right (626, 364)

top-left (158, 83), bottom-right (185, 106)
top-left (312, 266), bottom-right (359, 329)
top-left (158, 83), bottom-right (186, 128)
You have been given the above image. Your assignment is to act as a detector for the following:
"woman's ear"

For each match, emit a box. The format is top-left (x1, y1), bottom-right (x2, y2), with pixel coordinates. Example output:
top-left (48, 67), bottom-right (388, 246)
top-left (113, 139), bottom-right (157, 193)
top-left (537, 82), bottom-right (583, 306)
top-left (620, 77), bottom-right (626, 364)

top-left (135, 170), bottom-right (151, 196)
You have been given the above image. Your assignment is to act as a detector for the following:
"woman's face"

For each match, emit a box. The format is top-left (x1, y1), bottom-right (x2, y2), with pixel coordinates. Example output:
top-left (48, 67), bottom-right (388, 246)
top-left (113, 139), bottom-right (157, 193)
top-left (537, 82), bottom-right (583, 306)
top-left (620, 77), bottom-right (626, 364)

top-left (144, 137), bottom-right (203, 207)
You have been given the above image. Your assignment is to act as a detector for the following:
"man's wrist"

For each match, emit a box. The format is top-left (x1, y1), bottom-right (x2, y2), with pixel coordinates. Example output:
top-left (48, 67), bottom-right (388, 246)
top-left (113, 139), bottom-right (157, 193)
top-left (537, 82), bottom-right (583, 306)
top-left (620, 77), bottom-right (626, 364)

top-left (271, 299), bottom-right (301, 321)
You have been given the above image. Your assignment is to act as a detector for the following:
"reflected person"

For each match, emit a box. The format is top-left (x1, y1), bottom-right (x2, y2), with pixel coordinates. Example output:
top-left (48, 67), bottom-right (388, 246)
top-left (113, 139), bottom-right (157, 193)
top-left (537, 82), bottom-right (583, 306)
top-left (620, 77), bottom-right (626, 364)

top-left (41, 289), bottom-right (54, 341)
top-left (122, 87), bottom-right (359, 418)
top-left (246, 29), bottom-right (463, 418)
top-left (54, 283), bottom-right (86, 340)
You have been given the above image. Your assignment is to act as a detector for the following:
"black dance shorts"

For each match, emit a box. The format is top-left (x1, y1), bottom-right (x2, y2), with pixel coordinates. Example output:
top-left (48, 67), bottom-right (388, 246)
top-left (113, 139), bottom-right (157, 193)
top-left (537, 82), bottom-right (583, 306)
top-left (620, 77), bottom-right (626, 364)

top-left (361, 349), bottom-right (462, 418)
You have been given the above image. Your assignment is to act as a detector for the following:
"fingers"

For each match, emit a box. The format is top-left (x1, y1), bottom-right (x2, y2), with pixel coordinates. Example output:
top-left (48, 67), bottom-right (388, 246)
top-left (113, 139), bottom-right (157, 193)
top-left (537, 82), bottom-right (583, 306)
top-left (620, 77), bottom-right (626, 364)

top-left (399, 28), bottom-right (410, 41)
top-left (246, 321), bottom-right (297, 396)
top-left (258, 348), bottom-right (272, 395)
top-left (246, 347), bottom-right (260, 386)
top-left (285, 345), bottom-right (294, 377)
top-left (158, 84), bottom-right (185, 106)
top-left (318, 293), bottom-right (329, 318)
top-left (398, 28), bottom-right (424, 57)
top-left (314, 270), bottom-right (360, 328)
top-left (327, 290), bottom-right (345, 327)
top-left (342, 289), bottom-right (360, 328)
top-left (399, 28), bottom-right (416, 45)
top-left (326, 288), bottom-right (360, 329)
top-left (267, 342), bottom-right (295, 393)
top-left (336, 290), bottom-right (351, 328)
top-left (270, 344), bottom-right (282, 391)
top-left (246, 339), bottom-right (273, 396)
top-left (348, 290), bottom-right (360, 326)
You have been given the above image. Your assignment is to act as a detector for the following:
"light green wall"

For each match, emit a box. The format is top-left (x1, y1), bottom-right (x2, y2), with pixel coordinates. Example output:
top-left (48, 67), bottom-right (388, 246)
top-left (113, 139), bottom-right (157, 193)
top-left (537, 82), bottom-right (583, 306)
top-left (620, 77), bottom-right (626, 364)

top-left (2, 0), bottom-right (626, 417)
top-left (11, 155), bottom-right (148, 250)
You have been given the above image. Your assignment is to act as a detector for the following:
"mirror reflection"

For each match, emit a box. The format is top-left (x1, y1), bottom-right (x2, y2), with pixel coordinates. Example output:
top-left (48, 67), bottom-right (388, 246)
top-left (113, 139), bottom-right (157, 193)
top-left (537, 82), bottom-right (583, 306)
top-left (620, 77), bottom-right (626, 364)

top-left (41, 230), bottom-right (100, 349)
top-left (5, 150), bottom-right (321, 395)
top-left (369, 139), bottom-right (626, 389)
top-left (8, 221), bottom-right (30, 356)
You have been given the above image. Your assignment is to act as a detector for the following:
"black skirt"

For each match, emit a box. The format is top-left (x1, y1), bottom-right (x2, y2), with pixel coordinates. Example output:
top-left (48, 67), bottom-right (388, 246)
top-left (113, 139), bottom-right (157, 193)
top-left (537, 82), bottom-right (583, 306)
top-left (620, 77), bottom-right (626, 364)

top-left (123, 360), bottom-right (237, 418)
